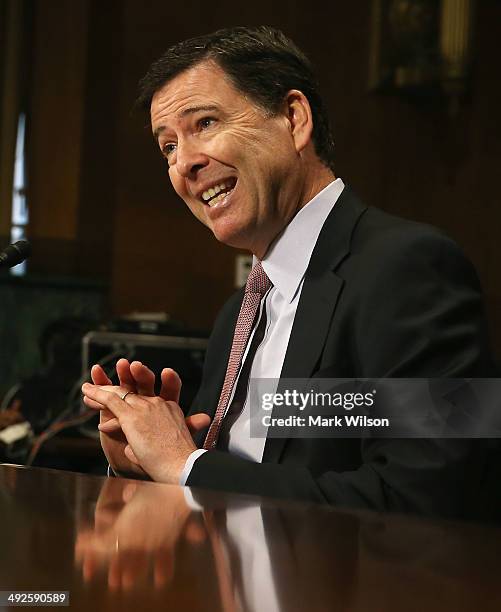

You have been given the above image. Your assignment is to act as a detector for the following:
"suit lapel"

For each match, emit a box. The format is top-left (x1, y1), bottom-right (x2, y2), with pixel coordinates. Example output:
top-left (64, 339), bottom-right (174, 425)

top-left (279, 271), bottom-right (344, 379)
top-left (262, 187), bottom-right (368, 463)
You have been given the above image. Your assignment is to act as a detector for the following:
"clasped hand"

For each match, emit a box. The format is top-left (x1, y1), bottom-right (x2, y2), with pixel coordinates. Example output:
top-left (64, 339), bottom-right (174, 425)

top-left (75, 478), bottom-right (206, 590)
top-left (82, 359), bottom-right (210, 483)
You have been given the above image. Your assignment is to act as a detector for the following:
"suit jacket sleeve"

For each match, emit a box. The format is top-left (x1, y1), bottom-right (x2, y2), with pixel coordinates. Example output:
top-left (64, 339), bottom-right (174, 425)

top-left (186, 228), bottom-right (499, 518)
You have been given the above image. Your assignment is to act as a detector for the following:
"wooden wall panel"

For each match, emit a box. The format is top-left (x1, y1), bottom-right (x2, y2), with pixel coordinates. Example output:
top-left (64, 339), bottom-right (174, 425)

top-left (73, 0), bottom-right (122, 280)
top-left (23, 0), bottom-right (122, 280)
top-left (26, 0), bottom-right (88, 273)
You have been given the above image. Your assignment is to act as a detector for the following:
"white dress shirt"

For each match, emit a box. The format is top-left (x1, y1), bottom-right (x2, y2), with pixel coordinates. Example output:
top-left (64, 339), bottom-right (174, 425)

top-left (180, 178), bottom-right (345, 484)
top-left (183, 488), bottom-right (282, 612)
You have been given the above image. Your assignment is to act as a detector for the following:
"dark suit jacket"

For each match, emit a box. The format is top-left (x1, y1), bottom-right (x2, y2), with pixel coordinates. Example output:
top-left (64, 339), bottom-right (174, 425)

top-left (187, 187), bottom-right (500, 520)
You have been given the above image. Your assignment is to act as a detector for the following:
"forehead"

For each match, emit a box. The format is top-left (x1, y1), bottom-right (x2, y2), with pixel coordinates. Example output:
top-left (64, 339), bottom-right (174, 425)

top-left (150, 61), bottom-right (245, 132)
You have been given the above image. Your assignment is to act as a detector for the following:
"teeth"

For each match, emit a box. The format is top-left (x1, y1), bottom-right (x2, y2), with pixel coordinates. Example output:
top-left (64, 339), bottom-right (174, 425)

top-left (208, 188), bottom-right (234, 208)
top-left (201, 182), bottom-right (230, 202)
top-left (208, 193), bottom-right (223, 207)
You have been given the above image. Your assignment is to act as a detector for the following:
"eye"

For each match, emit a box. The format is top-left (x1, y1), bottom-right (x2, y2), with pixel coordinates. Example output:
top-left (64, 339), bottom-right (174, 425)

top-left (198, 117), bottom-right (215, 130)
top-left (162, 143), bottom-right (177, 158)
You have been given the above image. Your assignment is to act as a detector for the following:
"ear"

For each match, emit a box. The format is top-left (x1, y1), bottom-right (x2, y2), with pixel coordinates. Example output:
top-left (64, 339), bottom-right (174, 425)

top-left (283, 89), bottom-right (313, 154)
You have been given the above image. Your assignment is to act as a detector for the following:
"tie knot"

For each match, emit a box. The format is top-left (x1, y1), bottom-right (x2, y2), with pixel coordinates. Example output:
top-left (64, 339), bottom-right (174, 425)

top-left (245, 262), bottom-right (271, 295)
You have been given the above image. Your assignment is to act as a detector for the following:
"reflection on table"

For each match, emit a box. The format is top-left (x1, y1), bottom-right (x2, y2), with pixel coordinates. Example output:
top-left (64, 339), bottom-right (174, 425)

top-left (1, 464), bottom-right (501, 611)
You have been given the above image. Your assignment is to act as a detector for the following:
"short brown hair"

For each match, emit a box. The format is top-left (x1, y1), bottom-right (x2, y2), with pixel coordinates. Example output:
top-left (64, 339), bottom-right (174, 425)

top-left (137, 26), bottom-right (335, 171)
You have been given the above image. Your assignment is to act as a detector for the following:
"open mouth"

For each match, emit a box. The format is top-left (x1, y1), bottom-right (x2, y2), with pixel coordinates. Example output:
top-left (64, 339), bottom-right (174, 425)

top-left (201, 178), bottom-right (237, 208)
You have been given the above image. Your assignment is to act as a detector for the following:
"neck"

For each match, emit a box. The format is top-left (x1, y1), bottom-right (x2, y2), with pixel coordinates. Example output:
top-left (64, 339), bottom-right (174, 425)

top-left (252, 165), bottom-right (337, 260)
top-left (298, 164), bottom-right (336, 212)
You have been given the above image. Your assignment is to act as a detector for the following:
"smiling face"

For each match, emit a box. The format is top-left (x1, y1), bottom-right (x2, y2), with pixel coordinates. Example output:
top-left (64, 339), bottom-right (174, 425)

top-left (150, 61), bottom-right (315, 258)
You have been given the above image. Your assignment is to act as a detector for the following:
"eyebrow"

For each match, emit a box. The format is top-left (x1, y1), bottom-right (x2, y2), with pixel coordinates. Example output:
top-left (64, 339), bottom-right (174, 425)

top-left (152, 105), bottom-right (220, 140)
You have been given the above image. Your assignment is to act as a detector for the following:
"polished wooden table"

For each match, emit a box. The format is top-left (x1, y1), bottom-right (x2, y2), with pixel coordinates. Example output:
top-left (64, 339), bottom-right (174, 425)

top-left (1, 464), bottom-right (501, 611)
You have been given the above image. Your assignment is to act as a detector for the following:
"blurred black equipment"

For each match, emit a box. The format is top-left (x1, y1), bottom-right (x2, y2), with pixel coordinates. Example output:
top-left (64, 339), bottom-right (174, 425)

top-left (82, 330), bottom-right (208, 410)
top-left (0, 240), bottom-right (32, 268)
top-left (1, 314), bottom-right (208, 473)
top-left (0, 317), bottom-right (101, 470)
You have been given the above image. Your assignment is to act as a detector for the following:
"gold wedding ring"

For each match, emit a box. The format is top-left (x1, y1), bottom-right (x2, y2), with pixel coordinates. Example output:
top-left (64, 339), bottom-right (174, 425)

top-left (120, 390), bottom-right (134, 401)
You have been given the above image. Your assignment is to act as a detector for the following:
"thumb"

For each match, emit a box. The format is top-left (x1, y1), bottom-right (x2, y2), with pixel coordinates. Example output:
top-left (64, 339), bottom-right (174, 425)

top-left (185, 413), bottom-right (211, 434)
top-left (124, 444), bottom-right (140, 465)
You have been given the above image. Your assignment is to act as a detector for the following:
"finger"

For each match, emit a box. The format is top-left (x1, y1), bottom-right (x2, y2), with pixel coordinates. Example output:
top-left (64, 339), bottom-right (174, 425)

top-left (100, 407), bottom-right (119, 425)
top-left (91, 364), bottom-right (113, 386)
top-left (74, 532), bottom-right (88, 564)
top-left (83, 396), bottom-right (108, 411)
top-left (84, 385), bottom-right (130, 410)
top-left (122, 483), bottom-right (138, 503)
top-left (98, 417), bottom-right (121, 432)
top-left (81, 384), bottom-right (127, 418)
top-left (124, 444), bottom-right (140, 465)
top-left (94, 507), bottom-right (121, 533)
top-left (83, 550), bottom-right (100, 583)
top-left (154, 549), bottom-right (174, 589)
top-left (185, 413), bottom-right (211, 434)
top-left (121, 551), bottom-right (148, 591)
top-left (160, 368), bottom-right (182, 402)
top-left (95, 479), bottom-right (127, 517)
top-left (116, 358), bottom-right (136, 391)
top-left (130, 360), bottom-right (155, 396)
top-left (184, 520), bottom-right (207, 544)
top-left (108, 554), bottom-right (122, 591)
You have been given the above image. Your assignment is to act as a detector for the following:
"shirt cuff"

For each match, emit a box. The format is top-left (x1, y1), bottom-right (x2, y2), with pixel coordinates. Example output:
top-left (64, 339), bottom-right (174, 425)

top-left (183, 486), bottom-right (204, 511)
top-left (179, 449), bottom-right (208, 485)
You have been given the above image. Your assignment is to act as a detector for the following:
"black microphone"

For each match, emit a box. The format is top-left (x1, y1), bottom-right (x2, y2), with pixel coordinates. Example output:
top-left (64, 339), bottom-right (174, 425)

top-left (0, 240), bottom-right (32, 269)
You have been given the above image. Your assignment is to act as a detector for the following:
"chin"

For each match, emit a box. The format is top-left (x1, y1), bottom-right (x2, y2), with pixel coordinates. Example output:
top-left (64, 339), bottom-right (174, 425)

top-left (210, 221), bottom-right (252, 251)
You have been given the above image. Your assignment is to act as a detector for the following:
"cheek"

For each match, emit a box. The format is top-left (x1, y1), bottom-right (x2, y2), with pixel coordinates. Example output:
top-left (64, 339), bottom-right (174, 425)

top-left (168, 169), bottom-right (209, 226)
top-left (168, 167), bottom-right (186, 198)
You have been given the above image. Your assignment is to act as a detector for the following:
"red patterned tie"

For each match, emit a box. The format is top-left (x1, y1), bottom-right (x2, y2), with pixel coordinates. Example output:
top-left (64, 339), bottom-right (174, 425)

top-left (203, 262), bottom-right (271, 450)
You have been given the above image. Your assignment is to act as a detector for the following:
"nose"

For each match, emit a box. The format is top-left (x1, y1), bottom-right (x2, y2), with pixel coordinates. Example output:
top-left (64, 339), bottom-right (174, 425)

top-left (174, 138), bottom-right (209, 179)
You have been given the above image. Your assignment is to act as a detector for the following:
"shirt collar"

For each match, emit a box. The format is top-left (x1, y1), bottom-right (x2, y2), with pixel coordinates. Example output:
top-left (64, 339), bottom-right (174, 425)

top-left (256, 178), bottom-right (345, 303)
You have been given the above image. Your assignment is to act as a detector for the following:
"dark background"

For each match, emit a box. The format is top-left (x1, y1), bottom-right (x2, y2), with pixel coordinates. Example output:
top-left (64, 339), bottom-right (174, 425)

top-left (1, 0), bottom-right (500, 395)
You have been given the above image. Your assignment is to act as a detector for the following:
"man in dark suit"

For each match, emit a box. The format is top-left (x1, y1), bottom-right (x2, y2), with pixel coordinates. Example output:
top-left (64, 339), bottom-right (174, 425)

top-left (82, 27), bottom-right (499, 520)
